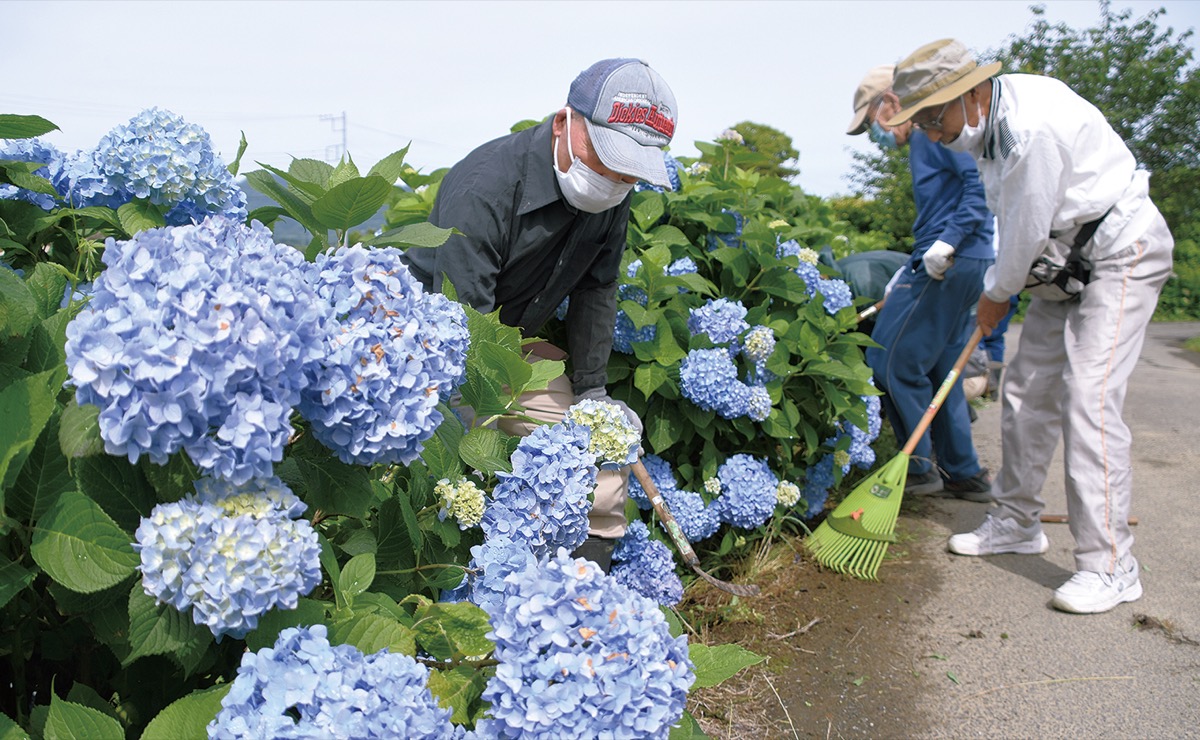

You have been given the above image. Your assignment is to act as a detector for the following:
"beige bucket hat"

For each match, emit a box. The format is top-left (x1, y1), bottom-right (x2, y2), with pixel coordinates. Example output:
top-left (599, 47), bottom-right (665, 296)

top-left (846, 64), bottom-right (895, 135)
top-left (886, 39), bottom-right (1001, 126)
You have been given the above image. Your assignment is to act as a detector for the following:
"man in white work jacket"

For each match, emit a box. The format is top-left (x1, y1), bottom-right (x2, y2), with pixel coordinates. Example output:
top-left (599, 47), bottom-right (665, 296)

top-left (887, 39), bottom-right (1174, 614)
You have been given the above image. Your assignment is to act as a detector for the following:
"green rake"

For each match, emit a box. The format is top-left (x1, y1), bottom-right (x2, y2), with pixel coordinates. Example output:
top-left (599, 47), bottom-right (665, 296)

top-left (806, 326), bottom-right (985, 580)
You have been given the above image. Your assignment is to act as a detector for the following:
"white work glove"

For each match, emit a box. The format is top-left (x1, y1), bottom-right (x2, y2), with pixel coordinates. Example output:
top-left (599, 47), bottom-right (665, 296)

top-left (884, 266), bottom-right (907, 299)
top-left (574, 387), bottom-right (644, 437)
top-left (922, 240), bottom-right (956, 280)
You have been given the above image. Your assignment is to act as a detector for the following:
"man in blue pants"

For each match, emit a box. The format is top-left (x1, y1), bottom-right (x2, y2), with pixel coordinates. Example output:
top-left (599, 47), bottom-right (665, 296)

top-left (847, 65), bottom-right (995, 500)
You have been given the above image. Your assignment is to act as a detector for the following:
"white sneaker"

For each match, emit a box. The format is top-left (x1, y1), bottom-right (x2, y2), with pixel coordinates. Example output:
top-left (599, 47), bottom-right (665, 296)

top-left (1051, 555), bottom-right (1143, 614)
top-left (947, 514), bottom-right (1049, 556)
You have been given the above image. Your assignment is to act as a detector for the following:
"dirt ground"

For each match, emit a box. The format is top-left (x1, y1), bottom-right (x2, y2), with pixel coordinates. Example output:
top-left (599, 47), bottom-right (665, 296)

top-left (682, 497), bottom-right (948, 739)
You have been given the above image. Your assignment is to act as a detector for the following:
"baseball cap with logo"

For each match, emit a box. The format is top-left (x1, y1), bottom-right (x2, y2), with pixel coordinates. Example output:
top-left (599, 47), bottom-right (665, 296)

top-left (887, 39), bottom-right (1001, 126)
top-left (567, 58), bottom-right (677, 187)
top-left (847, 64), bottom-right (895, 135)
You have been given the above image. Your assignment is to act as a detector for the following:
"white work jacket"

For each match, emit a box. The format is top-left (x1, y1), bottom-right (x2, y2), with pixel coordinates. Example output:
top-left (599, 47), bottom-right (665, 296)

top-left (970, 74), bottom-right (1157, 302)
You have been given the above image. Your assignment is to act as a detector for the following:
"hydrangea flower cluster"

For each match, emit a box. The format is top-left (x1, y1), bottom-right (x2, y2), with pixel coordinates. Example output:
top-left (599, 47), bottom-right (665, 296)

top-left (64, 217), bottom-right (328, 484)
top-left (611, 521), bottom-right (684, 607)
top-left (478, 551), bottom-right (694, 738)
top-left (687, 298), bottom-right (749, 345)
top-left (464, 533), bottom-right (539, 616)
top-left (565, 398), bottom-right (640, 468)
top-left (717, 128), bottom-right (745, 144)
top-left (626, 453), bottom-right (677, 510)
top-left (435, 477), bottom-right (486, 529)
top-left (705, 208), bottom-right (745, 251)
top-left (633, 152), bottom-right (683, 194)
top-left (481, 422), bottom-right (597, 559)
top-left (776, 480), bottom-right (802, 507)
top-left (0, 137), bottom-right (70, 209)
top-left (299, 245), bottom-right (469, 466)
top-left (776, 239), bottom-right (854, 315)
top-left (679, 348), bottom-right (753, 419)
top-left (66, 107), bottom-right (247, 225)
top-left (840, 394), bottom-right (883, 471)
top-left (209, 625), bottom-right (456, 739)
top-left (660, 487), bottom-right (721, 543)
top-left (741, 326), bottom-right (776, 369)
top-left (712, 454), bottom-right (778, 529)
top-left (624, 455), bottom-right (719, 543)
top-left (135, 476), bottom-right (321, 640)
top-left (800, 453), bottom-right (837, 518)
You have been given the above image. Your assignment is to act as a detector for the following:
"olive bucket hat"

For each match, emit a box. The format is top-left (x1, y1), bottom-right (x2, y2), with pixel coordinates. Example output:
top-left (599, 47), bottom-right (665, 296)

top-left (887, 39), bottom-right (1001, 126)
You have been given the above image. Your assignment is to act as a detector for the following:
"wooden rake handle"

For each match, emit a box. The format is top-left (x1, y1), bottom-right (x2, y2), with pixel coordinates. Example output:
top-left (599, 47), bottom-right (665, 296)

top-left (856, 299), bottom-right (885, 324)
top-left (901, 325), bottom-right (986, 457)
top-left (630, 460), bottom-right (761, 597)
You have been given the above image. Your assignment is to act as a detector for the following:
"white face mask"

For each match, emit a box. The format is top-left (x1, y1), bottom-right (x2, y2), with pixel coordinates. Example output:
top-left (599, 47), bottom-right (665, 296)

top-left (944, 96), bottom-right (985, 154)
top-left (553, 109), bottom-right (634, 213)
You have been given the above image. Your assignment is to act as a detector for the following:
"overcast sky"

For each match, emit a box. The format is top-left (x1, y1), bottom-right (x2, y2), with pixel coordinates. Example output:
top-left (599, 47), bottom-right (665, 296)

top-left (4, 1), bottom-right (1198, 197)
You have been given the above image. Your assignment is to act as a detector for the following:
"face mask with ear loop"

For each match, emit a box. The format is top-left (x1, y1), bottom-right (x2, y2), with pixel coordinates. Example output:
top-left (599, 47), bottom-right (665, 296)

top-left (553, 109), bottom-right (635, 213)
top-left (944, 95), bottom-right (986, 153)
top-left (868, 120), bottom-right (898, 150)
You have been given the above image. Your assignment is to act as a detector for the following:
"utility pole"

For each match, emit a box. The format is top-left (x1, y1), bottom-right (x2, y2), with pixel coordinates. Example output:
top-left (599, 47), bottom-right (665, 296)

top-left (320, 111), bottom-right (347, 163)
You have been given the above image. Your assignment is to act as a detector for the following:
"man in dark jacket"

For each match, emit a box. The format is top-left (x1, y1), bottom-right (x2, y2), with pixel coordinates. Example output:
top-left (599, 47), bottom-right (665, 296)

top-left (403, 58), bottom-right (677, 569)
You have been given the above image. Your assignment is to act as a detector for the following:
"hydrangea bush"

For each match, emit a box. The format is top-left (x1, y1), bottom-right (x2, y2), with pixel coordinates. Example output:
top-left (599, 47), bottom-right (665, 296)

top-left (3, 110), bottom-right (866, 738)
top-left (537, 137), bottom-right (883, 564)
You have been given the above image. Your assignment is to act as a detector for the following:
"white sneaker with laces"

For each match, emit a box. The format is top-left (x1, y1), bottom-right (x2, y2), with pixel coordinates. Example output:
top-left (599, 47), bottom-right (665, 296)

top-left (947, 514), bottom-right (1049, 556)
top-left (1051, 555), bottom-right (1143, 614)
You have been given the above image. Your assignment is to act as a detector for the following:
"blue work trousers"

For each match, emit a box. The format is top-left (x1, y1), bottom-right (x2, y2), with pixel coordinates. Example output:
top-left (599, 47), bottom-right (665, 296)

top-left (866, 256), bottom-right (992, 479)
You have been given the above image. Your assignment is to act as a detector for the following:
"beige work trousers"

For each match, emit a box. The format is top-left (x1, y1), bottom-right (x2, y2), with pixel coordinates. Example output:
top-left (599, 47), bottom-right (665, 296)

top-left (994, 210), bottom-right (1173, 573)
top-left (496, 368), bottom-right (629, 539)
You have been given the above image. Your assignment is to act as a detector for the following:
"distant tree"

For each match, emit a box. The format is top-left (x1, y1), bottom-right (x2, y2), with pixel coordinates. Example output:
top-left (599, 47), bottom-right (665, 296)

top-left (703, 120), bottom-right (801, 180)
top-left (985, 1), bottom-right (1199, 243)
top-left (839, 146), bottom-right (916, 252)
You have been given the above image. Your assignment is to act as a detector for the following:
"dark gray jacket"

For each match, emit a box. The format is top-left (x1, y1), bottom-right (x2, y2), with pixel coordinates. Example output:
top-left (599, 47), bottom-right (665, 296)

top-left (402, 119), bottom-right (629, 394)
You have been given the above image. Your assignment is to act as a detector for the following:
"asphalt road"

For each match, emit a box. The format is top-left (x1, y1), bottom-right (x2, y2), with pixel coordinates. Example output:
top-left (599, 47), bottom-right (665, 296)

top-left (904, 321), bottom-right (1200, 739)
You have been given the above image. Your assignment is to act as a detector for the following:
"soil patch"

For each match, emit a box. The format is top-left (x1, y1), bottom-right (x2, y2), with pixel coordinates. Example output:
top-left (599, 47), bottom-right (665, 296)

top-left (682, 503), bottom-right (947, 738)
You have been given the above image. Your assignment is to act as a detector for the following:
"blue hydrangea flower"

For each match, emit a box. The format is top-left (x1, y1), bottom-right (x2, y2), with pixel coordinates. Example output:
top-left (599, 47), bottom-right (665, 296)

top-left (0, 137), bottom-right (70, 209)
top-left (634, 152), bottom-right (683, 194)
top-left (619, 259), bottom-right (649, 306)
top-left (555, 297), bottom-right (570, 321)
top-left (210, 625), bottom-right (456, 739)
top-left (627, 453), bottom-right (677, 510)
top-left (680, 348), bottom-right (751, 419)
top-left (64, 217), bottom-right (329, 484)
top-left (841, 394), bottom-right (883, 470)
top-left (665, 257), bottom-right (698, 277)
top-left (299, 245), bottom-right (469, 467)
top-left (66, 107), bottom-right (247, 225)
top-left (467, 534), bottom-right (539, 616)
top-left (659, 488), bottom-right (720, 543)
top-left (687, 298), bottom-right (749, 345)
top-left (60, 280), bottom-right (94, 309)
top-left (478, 551), bottom-right (694, 738)
top-left (705, 209), bottom-right (744, 251)
top-left (817, 278), bottom-right (854, 314)
top-left (481, 423), bottom-right (597, 558)
top-left (712, 454), bottom-right (778, 529)
top-left (611, 521), bottom-right (684, 607)
top-left (746, 384), bottom-right (772, 422)
top-left (612, 310), bottom-right (657, 355)
top-left (135, 476), bottom-right (321, 640)
top-left (801, 454), bottom-right (837, 519)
